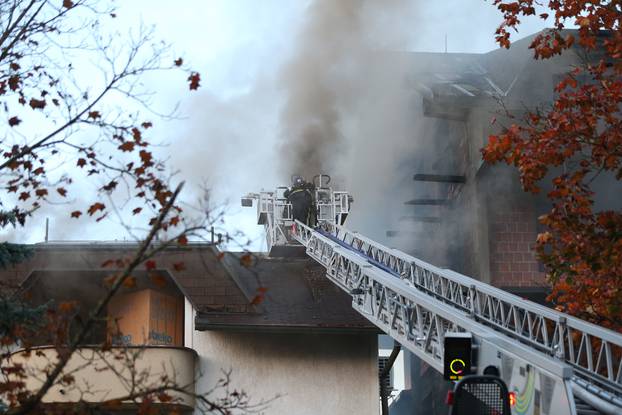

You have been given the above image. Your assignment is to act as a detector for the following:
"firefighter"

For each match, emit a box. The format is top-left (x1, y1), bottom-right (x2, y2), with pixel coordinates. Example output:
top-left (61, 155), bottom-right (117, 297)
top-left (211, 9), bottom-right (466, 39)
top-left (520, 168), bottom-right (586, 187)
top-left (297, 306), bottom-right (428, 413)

top-left (284, 176), bottom-right (314, 226)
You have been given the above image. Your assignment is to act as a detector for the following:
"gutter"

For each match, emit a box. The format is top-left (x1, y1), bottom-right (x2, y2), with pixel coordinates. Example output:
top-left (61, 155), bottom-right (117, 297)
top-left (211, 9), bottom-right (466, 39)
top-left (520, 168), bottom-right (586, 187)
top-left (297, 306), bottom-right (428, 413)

top-left (380, 342), bottom-right (401, 415)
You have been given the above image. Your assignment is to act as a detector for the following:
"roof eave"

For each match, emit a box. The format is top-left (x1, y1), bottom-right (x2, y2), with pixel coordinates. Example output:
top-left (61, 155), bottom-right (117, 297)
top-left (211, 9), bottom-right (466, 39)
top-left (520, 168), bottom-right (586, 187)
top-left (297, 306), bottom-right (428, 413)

top-left (195, 315), bottom-right (380, 334)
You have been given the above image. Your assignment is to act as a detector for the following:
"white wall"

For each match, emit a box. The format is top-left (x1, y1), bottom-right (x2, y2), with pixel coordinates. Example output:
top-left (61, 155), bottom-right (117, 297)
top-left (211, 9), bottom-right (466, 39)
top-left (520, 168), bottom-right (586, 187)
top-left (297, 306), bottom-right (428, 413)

top-left (192, 330), bottom-right (378, 415)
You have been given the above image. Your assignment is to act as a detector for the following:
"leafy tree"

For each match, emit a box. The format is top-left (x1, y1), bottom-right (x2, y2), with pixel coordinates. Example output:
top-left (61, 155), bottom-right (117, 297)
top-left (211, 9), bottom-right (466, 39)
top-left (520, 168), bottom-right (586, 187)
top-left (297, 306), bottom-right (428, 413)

top-left (0, 1), bottom-right (263, 413)
top-left (0, 0), bottom-right (202, 230)
top-left (484, 0), bottom-right (622, 330)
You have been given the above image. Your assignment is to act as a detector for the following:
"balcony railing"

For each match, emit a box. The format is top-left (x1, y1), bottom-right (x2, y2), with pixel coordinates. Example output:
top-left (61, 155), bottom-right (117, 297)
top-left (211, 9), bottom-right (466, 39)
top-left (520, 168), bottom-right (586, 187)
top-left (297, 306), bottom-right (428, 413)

top-left (7, 345), bottom-right (197, 412)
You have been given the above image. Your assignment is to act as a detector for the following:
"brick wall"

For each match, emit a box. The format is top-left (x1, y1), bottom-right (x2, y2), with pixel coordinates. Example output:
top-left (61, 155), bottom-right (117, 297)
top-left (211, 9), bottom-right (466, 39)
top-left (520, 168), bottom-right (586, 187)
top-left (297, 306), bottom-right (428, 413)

top-left (489, 206), bottom-right (546, 288)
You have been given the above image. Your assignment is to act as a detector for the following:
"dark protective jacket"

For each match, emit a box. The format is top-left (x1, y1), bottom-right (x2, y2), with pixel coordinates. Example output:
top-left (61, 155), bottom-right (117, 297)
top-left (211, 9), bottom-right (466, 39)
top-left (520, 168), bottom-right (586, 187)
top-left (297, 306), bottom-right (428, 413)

top-left (285, 183), bottom-right (314, 225)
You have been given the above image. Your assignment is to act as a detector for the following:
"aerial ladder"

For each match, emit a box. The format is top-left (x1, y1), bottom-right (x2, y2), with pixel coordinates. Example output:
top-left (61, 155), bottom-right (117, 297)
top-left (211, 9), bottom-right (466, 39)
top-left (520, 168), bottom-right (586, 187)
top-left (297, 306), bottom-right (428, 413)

top-left (242, 176), bottom-right (622, 415)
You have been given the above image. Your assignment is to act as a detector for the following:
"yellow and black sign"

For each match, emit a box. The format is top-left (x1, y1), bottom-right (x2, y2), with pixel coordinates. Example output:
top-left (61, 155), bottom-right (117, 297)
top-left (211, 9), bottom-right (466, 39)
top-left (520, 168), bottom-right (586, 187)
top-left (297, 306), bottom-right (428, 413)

top-left (443, 333), bottom-right (472, 380)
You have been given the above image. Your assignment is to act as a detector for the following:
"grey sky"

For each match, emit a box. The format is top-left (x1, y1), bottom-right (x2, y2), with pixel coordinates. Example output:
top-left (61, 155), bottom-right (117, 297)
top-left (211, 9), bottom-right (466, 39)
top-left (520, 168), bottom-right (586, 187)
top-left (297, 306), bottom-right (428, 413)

top-left (4, 1), bottom-right (550, 247)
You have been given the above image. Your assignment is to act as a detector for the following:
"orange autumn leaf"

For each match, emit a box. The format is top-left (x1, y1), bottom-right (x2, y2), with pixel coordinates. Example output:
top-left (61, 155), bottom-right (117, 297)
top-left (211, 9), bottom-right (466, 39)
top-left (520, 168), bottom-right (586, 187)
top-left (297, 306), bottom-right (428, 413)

top-left (487, 0), bottom-right (622, 331)
top-left (250, 295), bottom-right (264, 306)
top-left (150, 273), bottom-right (167, 288)
top-left (103, 275), bottom-right (117, 287)
top-left (239, 253), bottom-right (253, 268)
top-left (122, 276), bottom-right (137, 288)
top-left (58, 301), bottom-right (77, 313)
top-left (87, 202), bottom-right (105, 216)
top-left (101, 259), bottom-right (115, 268)
top-left (118, 141), bottom-right (135, 152)
top-left (187, 72), bottom-right (201, 90)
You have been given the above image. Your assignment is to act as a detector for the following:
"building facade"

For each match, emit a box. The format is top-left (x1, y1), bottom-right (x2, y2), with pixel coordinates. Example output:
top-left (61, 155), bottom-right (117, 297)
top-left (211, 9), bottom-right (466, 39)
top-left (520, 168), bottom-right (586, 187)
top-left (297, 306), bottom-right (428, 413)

top-left (381, 30), bottom-right (622, 414)
top-left (0, 242), bottom-right (379, 414)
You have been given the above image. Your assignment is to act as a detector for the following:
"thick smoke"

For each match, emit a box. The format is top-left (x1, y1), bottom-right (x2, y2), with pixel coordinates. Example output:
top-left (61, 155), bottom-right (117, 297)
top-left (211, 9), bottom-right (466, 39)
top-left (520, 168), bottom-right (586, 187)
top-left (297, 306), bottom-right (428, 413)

top-left (277, 1), bottom-right (358, 179)
top-left (277, 0), bottom-right (420, 182)
top-left (277, 0), bottom-right (427, 246)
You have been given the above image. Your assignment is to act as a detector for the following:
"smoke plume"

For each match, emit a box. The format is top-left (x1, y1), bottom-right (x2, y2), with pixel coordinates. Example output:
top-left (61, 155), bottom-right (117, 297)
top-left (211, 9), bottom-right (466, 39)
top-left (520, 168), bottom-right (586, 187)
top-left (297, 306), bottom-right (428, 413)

top-left (277, 0), bottom-right (420, 182)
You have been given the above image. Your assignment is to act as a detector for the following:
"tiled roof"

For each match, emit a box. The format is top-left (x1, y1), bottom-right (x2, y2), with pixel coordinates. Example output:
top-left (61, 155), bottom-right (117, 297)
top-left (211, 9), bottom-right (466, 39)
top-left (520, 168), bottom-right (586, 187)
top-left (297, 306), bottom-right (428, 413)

top-left (0, 243), bottom-right (377, 332)
top-left (195, 253), bottom-right (377, 332)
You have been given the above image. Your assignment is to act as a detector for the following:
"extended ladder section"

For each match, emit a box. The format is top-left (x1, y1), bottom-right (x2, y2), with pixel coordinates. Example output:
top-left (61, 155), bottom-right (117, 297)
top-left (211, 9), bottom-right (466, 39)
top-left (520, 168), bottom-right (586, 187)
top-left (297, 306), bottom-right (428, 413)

top-left (291, 220), bottom-right (622, 415)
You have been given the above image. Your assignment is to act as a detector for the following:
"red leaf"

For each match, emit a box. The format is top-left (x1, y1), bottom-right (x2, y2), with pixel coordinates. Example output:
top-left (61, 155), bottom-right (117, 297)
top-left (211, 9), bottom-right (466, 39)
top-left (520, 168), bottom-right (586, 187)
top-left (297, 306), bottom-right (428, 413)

top-left (174, 58), bottom-right (183, 67)
top-left (177, 235), bottom-right (188, 246)
top-left (141, 121), bottom-right (153, 129)
top-left (87, 202), bottom-right (105, 216)
top-left (63, 0), bottom-right (74, 8)
top-left (173, 262), bottom-right (185, 271)
top-left (76, 158), bottom-right (86, 167)
top-left (102, 180), bottom-right (117, 192)
top-left (187, 72), bottom-right (201, 90)
top-left (101, 259), bottom-right (115, 268)
top-left (58, 301), bottom-right (76, 312)
top-left (57, 188), bottom-right (67, 197)
top-left (8, 75), bottom-right (19, 91)
top-left (88, 111), bottom-right (101, 119)
top-left (240, 253), bottom-right (253, 268)
top-left (122, 276), bottom-right (136, 288)
top-left (71, 210), bottom-right (82, 218)
top-left (35, 188), bottom-right (48, 198)
top-left (139, 150), bottom-right (152, 165)
top-left (8, 116), bottom-right (21, 126)
top-left (103, 274), bottom-right (117, 287)
top-left (132, 207), bottom-right (142, 215)
top-left (145, 260), bottom-right (156, 271)
top-left (18, 192), bottom-right (29, 201)
top-left (118, 141), bottom-right (134, 152)
top-left (29, 98), bottom-right (46, 109)
top-left (250, 295), bottom-right (264, 306)
top-left (150, 273), bottom-right (167, 288)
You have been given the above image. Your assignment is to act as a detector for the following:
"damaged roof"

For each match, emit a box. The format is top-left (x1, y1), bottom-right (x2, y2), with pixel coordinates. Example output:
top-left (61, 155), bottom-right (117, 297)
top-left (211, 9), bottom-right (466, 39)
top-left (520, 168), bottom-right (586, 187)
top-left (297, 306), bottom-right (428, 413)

top-left (0, 242), bottom-right (377, 333)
